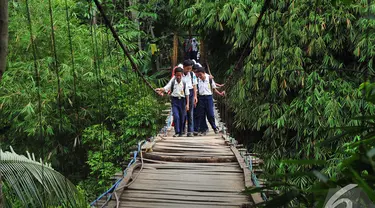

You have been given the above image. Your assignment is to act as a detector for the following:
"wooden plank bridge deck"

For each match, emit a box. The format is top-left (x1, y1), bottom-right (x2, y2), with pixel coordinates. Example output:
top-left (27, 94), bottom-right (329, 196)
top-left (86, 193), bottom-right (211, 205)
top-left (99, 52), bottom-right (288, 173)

top-left (95, 103), bottom-right (263, 208)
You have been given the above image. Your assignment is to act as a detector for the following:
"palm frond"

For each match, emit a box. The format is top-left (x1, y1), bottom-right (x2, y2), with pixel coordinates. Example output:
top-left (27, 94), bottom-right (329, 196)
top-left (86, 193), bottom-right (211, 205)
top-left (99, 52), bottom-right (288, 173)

top-left (0, 147), bottom-right (86, 207)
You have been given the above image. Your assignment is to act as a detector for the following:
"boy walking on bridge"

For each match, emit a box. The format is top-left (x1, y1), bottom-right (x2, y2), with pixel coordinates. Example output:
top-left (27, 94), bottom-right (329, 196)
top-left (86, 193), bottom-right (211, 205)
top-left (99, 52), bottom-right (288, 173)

top-left (182, 60), bottom-right (198, 137)
top-left (156, 67), bottom-right (190, 137)
top-left (195, 67), bottom-right (225, 134)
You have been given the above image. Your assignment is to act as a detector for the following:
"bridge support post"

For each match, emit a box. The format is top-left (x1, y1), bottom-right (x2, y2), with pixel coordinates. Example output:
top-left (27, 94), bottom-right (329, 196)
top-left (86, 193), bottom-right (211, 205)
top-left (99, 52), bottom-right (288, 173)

top-left (172, 32), bottom-right (178, 69)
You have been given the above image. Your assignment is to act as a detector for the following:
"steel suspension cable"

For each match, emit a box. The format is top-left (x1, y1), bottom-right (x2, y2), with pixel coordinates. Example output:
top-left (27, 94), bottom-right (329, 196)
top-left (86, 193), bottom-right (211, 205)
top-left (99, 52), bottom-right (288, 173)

top-left (224, 0), bottom-right (271, 87)
top-left (92, 0), bottom-right (158, 95)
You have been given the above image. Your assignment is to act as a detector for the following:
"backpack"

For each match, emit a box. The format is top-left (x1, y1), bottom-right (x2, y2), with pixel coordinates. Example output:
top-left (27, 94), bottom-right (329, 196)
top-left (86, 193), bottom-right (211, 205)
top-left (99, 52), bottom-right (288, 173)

top-left (190, 71), bottom-right (194, 84)
top-left (197, 77), bottom-right (213, 95)
top-left (184, 39), bottom-right (192, 53)
top-left (170, 78), bottom-right (187, 96)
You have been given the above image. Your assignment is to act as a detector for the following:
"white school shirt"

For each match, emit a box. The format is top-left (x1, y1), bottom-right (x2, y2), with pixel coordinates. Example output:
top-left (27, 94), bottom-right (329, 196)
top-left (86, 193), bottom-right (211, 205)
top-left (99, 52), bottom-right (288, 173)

top-left (191, 38), bottom-right (199, 51)
top-left (198, 73), bottom-right (217, 95)
top-left (182, 72), bottom-right (198, 90)
top-left (163, 77), bottom-right (190, 98)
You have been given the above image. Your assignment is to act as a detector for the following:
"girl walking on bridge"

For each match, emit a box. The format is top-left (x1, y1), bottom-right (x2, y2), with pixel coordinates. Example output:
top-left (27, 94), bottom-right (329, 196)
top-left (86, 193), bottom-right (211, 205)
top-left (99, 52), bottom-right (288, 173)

top-left (156, 67), bottom-right (190, 137)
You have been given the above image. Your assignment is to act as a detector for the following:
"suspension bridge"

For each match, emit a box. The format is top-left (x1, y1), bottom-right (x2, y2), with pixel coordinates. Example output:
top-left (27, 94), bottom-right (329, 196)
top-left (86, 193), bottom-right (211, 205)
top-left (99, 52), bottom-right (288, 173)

top-left (91, 101), bottom-right (266, 208)
top-left (1, 0), bottom-right (269, 206)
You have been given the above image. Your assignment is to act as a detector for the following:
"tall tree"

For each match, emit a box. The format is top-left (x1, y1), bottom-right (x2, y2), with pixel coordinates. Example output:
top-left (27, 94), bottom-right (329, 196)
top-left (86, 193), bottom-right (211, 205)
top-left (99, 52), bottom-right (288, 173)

top-left (0, 0), bottom-right (8, 81)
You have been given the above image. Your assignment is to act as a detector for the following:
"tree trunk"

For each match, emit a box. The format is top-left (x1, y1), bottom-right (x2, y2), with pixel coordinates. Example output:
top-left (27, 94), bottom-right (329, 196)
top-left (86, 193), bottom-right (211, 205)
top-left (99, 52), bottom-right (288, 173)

top-left (200, 39), bottom-right (205, 64)
top-left (0, 0), bottom-right (9, 82)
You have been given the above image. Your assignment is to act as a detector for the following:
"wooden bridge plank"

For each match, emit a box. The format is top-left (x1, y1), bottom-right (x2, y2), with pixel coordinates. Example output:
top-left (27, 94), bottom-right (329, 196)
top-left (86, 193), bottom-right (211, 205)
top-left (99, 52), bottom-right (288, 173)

top-left (119, 201), bottom-right (241, 208)
top-left (102, 103), bottom-right (263, 208)
top-left (122, 192), bottom-right (248, 203)
top-left (117, 197), bottom-right (247, 206)
top-left (125, 189), bottom-right (248, 198)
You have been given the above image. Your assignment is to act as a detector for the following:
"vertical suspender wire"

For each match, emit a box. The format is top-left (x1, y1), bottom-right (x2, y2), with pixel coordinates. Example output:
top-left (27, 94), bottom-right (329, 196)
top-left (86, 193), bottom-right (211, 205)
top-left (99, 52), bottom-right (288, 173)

top-left (64, 0), bottom-right (80, 205)
top-left (114, 41), bottom-right (125, 161)
top-left (116, 42), bottom-right (123, 92)
top-left (64, 0), bottom-right (80, 147)
top-left (101, 32), bottom-right (110, 112)
top-left (89, 4), bottom-right (106, 204)
top-left (25, 0), bottom-right (46, 206)
top-left (106, 30), bottom-right (117, 96)
top-left (48, 0), bottom-right (69, 205)
top-left (48, 0), bottom-right (63, 132)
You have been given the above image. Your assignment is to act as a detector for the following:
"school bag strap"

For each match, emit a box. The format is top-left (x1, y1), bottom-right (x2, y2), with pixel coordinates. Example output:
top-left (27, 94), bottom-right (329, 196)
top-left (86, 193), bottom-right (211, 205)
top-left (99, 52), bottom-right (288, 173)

top-left (190, 71), bottom-right (194, 84)
top-left (170, 78), bottom-right (187, 96)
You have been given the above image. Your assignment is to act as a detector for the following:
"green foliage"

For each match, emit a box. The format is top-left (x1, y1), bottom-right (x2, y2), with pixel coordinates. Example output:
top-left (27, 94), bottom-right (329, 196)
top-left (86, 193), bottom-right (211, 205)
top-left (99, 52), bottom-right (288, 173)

top-left (1, 0), bottom-right (164, 203)
top-left (0, 147), bottom-right (87, 207)
top-left (171, 0), bottom-right (375, 206)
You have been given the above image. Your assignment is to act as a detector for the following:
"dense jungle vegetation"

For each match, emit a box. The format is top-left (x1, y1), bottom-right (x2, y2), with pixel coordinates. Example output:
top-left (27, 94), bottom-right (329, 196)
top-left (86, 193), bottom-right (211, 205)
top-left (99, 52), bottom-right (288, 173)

top-left (2, 0), bottom-right (375, 207)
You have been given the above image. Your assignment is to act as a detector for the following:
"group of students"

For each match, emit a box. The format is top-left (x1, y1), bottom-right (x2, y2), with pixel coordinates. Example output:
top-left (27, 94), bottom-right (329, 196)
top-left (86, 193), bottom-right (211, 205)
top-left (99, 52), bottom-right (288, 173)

top-left (156, 59), bottom-right (225, 137)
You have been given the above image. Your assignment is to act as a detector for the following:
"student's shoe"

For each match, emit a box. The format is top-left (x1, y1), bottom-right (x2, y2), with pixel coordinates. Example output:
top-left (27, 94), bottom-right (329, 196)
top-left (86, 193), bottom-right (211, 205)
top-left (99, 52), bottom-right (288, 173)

top-left (187, 133), bottom-right (192, 137)
top-left (173, 134), bottom-right (179, 137)
top-left (193, 132), bottom-right (199, 136)
top-left (178, 134), bottom-right (183, 137)
top-left (199, 131), bottom-right (207, 136)
top-left (214, 128), bottom-right (219, 134)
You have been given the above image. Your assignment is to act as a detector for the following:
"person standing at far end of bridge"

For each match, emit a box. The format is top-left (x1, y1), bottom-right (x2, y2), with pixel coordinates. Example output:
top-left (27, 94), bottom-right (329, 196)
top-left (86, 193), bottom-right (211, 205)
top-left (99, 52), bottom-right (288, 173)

top-left (181, 59), bottom-right (198, 137)
top-left (156, 67), bottom-right (190, 137)
top-left (195, 67), bottom-right (225, 135)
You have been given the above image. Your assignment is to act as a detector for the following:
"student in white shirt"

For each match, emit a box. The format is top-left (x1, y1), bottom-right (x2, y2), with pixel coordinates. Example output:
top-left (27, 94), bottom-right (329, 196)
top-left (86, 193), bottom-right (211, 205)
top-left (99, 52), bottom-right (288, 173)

top-left (156, 67), bottom-right (190, 137)
top-left (195, 67), bottom-right (224, 134)
top-left (181, 60), bottom-right (198, 137)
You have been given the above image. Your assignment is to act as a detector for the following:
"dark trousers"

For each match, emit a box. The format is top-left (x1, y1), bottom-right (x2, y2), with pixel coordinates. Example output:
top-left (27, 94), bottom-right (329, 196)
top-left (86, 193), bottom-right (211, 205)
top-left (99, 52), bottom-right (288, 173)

top-left (172, 97), bottom-right (186, 135)
top-left (190, 51), bottom-right (198, 61)
top-left (196, 95), bottom-right (217, 131)
top-left (194, 105), bottom-right (208, 133)
top-left (182, 89), bottom-right (194, 133)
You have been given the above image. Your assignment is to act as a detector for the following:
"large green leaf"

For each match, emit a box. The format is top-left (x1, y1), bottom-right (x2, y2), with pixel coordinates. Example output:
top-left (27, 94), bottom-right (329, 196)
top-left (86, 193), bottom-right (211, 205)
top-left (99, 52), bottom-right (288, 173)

top-left (0, 147), bottom-right (86, 207)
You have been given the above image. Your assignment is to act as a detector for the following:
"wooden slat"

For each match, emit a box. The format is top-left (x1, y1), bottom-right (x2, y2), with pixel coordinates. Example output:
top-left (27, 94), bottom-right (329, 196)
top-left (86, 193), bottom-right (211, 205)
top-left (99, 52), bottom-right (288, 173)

top-left (98, 103), bottom-right (264, 208)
